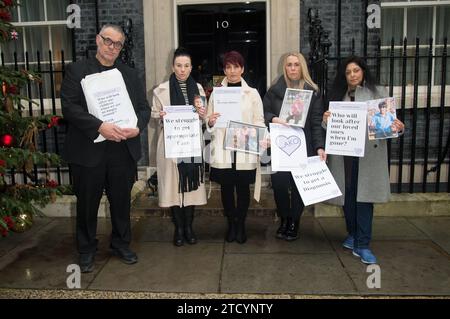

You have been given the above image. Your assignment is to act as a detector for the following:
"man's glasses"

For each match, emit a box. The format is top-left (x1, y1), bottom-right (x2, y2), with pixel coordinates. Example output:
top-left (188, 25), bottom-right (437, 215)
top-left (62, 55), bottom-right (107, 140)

top-left (99, 35), bottom-right (124, 50)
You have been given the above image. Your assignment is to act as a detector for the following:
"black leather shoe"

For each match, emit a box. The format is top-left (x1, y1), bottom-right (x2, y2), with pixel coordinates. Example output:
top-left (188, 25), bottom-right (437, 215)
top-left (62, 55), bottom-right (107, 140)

top-left (79, 252), bottom-right (95, 273)
top-left (285, 218), bottom-right (299, 241)
top-left (111, 247), bottom-right (138, 264)
top-left (276, 218), bottom-right (288, 239)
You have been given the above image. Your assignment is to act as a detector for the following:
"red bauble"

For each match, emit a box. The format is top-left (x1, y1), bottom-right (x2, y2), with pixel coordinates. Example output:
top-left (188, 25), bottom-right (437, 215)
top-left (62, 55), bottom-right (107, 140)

top-left (0, 134), bottom-right (14, 147)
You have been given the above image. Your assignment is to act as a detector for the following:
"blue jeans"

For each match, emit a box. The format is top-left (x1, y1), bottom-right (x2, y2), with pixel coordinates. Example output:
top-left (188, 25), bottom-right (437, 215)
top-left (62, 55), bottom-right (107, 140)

top-left (343, 157), bottom-right (374, 249)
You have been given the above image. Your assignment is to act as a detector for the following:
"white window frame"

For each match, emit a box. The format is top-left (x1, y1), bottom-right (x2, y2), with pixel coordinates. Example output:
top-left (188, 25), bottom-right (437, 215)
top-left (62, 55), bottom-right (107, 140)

top-left (0, 0), bottom-right (72, 111)
top-left (380, 1), bottom-right (450, 108)
top-left (1, 0), bottom-right (71, 66)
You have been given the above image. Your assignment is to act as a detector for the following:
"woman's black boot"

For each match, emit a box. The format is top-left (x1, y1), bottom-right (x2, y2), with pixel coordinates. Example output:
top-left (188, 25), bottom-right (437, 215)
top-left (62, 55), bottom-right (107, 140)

top-left (171, 206), bottom-right (184, 246)
top-left (235, 212), bottom-right (247, 244)
top-left (225, 211), bottom-right (237, 242)
top-left (184, 206), bottom-right (197, 245)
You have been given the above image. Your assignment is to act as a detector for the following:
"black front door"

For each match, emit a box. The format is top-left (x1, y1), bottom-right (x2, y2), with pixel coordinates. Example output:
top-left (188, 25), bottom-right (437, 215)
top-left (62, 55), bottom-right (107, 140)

top-left (178, 2), bottom-right (267, 97)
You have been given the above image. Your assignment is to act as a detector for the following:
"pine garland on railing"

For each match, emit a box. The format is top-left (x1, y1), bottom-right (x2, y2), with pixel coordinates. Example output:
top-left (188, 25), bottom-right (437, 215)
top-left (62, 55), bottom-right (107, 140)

top-left (0, 0), bottom-right (65, 236)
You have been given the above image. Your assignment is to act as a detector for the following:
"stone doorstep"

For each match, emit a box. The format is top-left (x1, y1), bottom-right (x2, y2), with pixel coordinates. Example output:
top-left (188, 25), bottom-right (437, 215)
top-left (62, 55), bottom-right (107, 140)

top-left (39, 182), bottom-right (450, 218)
top-left (38, 180), bottom-right (147, 218)
top-left (314, 193), bottom-right (450, 217)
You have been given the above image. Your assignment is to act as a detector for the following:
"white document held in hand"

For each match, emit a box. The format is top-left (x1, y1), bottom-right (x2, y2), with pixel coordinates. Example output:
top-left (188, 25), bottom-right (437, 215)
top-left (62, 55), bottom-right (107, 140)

top-left (269, 123), bottom-right (308, 172)
top-left (291, 156), bottom-right (342, 206)
top-left (213, 87), bottom-right (242, 128)
top-left (81, 68), bottom-right (137, 143)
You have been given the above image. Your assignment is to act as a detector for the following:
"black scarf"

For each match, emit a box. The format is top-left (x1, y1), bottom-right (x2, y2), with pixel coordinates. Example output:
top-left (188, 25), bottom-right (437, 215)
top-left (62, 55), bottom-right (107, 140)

top-left (169, 73), bottom-right (204, 194)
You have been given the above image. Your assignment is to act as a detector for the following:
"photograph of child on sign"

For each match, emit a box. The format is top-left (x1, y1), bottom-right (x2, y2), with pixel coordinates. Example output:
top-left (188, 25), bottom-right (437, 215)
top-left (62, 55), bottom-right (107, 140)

top-left (193, 95), bottom-right (206, 114)
top-left (367, 97), bottom-right (399, 140)
top-left (225, 121), bottom-right (263, 155)
top-left (279, 89), bottom-right (313, 128)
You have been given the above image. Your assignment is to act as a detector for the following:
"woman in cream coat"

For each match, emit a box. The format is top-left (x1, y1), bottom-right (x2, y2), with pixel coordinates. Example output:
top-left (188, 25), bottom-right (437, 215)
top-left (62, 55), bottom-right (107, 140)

top-left (152, 48), bottom-right (207, 247)
top-left (206, 51), bottom-right (265, 244)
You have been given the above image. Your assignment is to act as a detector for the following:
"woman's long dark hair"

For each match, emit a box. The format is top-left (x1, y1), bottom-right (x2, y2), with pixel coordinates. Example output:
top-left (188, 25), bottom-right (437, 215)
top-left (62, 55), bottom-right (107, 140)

top-left (328, 56), bottom-right (378, 104)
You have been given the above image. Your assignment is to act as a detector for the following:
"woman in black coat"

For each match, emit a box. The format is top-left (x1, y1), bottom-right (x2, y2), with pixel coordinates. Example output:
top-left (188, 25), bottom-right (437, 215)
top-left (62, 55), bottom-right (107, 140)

top-left (263, 52), bottom-right (326, 241)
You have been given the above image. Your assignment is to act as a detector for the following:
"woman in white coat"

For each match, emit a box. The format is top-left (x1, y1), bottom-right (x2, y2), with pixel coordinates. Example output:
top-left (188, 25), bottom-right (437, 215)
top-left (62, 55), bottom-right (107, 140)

top-left (206, 51), bottom-right (265, 244)
top-left (152, 48), bottom-right (207, 246)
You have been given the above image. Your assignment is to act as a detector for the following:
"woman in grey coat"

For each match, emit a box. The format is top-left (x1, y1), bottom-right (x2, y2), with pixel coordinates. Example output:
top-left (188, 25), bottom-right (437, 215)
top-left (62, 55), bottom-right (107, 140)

top-left (323, 56), bottom-right (404, 264)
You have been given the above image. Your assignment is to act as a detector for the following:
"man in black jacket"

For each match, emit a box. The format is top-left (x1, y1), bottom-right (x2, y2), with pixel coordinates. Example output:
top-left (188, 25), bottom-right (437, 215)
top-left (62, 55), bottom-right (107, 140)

top-left (61, 24), bottom-right (150, 273)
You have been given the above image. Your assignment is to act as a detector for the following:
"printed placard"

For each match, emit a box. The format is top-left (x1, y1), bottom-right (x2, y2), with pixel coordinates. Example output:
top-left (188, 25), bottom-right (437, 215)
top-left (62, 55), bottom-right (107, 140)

top-left (224, 121), bottom-right (267, 155)
top-left (278, 89), bottom-right (313, 127)
top-left (213, 87), bottom-right (242, 128)
top-left (325, 101), bottom-right (367, 157)
top-left (367, 97), bottom-right (399, 140)
top-left (163, 105), bottom-right (201, 159)
top-left (269, 123), bottom-right (308, 172)
top-left (292, 156), bottom-right (342, 206)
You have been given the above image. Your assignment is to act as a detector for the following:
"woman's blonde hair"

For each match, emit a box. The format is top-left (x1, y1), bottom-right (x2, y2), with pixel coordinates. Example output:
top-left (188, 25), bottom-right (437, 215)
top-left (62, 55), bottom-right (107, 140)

top-left (283, 52), bottom-right (319, 92)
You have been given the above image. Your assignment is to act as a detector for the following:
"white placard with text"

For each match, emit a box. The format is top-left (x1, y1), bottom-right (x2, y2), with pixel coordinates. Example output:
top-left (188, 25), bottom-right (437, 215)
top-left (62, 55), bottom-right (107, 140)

top-left (269, 123), bottom-right (308, 172)
top-left (163, 105), bottom-right (201, 159)
top-left (292, 156), bottom-right (342, 206)
top-left (213, 87), bottom-right (242, 128)
top-left (325, 101), bottom-right (367, 157)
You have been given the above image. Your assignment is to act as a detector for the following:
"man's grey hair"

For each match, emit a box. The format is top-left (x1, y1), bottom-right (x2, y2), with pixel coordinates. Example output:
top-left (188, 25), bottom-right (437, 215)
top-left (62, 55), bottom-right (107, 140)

top-left (99, 24), bottom-right (125, 40)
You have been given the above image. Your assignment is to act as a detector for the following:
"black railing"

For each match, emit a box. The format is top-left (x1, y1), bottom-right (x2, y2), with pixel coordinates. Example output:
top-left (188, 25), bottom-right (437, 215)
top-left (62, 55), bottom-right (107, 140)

top-left (2, 12), bottom-right (449, 194)
top-left (308, 10), bottom-right (450, 194)
top-left (1, 49), bottom-right (70, 186)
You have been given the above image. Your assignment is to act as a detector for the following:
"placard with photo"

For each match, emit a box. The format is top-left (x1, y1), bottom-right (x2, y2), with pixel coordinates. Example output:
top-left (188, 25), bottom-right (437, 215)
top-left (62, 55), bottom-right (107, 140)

top-left (278, 89), bottom-right (313, 127)
top-left (224, 121), bottom-right (267, 155)
top-left (367, 97), bottom-right (399, 140)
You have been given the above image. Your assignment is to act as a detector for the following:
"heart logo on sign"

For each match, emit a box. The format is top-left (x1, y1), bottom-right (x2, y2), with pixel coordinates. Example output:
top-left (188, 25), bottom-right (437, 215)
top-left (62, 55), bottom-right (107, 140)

top-left (275, 135), bottom-right (301, 156)
top-left (354, 148), bottom-right (363, 155)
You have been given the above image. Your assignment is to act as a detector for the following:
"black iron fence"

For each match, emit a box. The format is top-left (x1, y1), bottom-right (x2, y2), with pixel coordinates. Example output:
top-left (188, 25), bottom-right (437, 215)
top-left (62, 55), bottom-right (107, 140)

top-left (1, 49), bottom-right (71, 187)
top-left (2, 19), bottom-right (449, 194)
top-left (308, 10), bottom-right (450, 194)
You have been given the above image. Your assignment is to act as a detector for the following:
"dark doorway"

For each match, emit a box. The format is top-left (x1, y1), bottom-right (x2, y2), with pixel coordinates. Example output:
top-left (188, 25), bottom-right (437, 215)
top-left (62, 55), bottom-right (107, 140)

top-left (178, 2), bottom-right (267, 97)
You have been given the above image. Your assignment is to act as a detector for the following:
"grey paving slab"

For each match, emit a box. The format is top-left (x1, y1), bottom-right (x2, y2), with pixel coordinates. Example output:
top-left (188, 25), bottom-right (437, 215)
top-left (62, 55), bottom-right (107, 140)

top-left (225, 216), bottom-right (333, 254)
top-left (221, 252), bottom-right (357, 295)
top-left (408, 217), bottom-right (450, 254)
top-left (317, 217), bottom-right (428, 244)
top-left (132, 216), bottom-right (227, 243)
top-left (335, 240), bottom-right (450, 295)
top-left (89, 242), bottom-right (223, 293)
top-left (0, 231), bottom-right (110, 290)
top-left (0, 217), bottom-right (53, 258)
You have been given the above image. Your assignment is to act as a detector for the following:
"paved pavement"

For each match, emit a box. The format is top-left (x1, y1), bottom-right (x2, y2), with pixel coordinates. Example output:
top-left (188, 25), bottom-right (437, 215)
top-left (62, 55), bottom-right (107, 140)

top-left (1, 213), bottom-right (450, 297)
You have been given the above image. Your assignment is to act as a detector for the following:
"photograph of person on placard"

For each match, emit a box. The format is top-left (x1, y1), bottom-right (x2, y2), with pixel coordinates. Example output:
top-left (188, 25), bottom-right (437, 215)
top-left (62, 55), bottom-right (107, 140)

top-left (285, 97), bottom-right (304, 124)
top-left (224, 121), bottom-right (263, 155)
top-left (278, 89), bottom-right (313, 127)
top-left (247, 126), bottom-right (258, 153)
top-left (193, 95), bottom-right (206, 114)
top-left (367, 97), bottom-right (398, 140)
